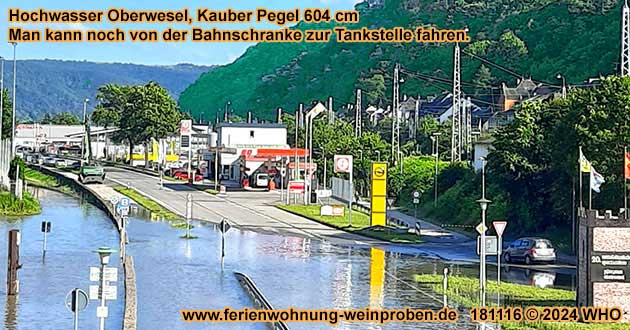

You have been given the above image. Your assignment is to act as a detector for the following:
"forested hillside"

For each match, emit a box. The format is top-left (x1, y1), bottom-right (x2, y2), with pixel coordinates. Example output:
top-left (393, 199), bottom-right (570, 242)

top-left (179, 0), bottom-right (621, 119)
top-left (2, 60), bottom-right (212, 120)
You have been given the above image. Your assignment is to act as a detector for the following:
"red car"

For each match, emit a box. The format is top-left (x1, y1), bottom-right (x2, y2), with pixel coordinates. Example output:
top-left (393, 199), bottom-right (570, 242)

top-left (173, 171), bottom-right (202, 181)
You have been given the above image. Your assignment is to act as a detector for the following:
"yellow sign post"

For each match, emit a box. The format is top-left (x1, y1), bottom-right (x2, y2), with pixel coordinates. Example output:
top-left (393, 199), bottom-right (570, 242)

top-left (370, 162), bottom-right (388, 226)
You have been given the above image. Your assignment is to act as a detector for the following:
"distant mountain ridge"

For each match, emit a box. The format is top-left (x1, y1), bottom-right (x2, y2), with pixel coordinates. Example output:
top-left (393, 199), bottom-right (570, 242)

top-left (1, 59), bottom-right (214, 120)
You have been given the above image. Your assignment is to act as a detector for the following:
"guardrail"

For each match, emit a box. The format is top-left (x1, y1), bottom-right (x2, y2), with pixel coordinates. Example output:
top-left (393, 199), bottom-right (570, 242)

top-left (233, 272), bottom-right (290, 330)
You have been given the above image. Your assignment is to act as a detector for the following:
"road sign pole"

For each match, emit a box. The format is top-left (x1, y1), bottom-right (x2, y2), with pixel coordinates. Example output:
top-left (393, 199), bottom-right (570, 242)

top-left (73, 289), bottom-right (79, 330)
top-left (492, 221), bottom-right (507, 287)
top-left (42, 229), bottom-right (47, 259)
top-left (497, 235), bottom-right (502, 286)
top-left (221, 232), bottom-right (225, 269)
top-left (99, 263), bottom-right (106, 330)
top-left (348, 166), bottom-right (353, 227)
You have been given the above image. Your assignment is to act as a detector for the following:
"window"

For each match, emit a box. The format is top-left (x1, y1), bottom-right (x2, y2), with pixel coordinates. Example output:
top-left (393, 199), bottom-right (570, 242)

top-left (250, 130), bottom-right (255, 138)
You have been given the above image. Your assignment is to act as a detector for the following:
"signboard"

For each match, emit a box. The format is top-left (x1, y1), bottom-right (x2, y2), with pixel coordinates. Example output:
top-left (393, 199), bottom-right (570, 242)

top-left (89, 267), bottom-right (118, 282)
top-left (65, 288), bottom-right (89, 312)
top-left (41, 221), bottom-right (51, 233)
top-left (370, 162), bottom-right (388, 227)
top-left (109, 195), bottom-right (119, 206)
top-left (320, 205), bottom-right (333, 216)
top-left (477, 236), bottom-right (498, 256)
top-left (180, 119), bottom-right (192, 136)
top-left (413, 198), bottom-right (420, 204)
top-left (332, 205), bottom-right (345, 217)
top-left (219, 219), bottom-right (231, 234)
top-left (316, 189), bottom-right (332, 198)
top-left (180, 135), bottom-right (190, 149)
top-left (288, 181), bottom-right (305, 193)
top-left (476, 222), bottom-right (487, 235)
top-left (116, 197), bottom-right (131, 217)
top-left (89, 284), bottom-right (117, 301)
top-left (334, 155), bottom-right (353, 173)
top-left (413, 191), bottom-right (420, 198)
top-left (493, 221), bottom-right (507, 236)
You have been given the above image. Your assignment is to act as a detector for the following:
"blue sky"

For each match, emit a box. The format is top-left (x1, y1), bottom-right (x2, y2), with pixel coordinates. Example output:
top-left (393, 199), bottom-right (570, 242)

top-left (1, 0), bottom-right (359, 66)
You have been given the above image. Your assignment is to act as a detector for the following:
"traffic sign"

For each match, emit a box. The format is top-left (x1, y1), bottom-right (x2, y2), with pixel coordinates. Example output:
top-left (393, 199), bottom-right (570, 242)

top-left (413, 191), bottom-right (420, 198)
top-left (334, 155), bottom-right (353, 173)
top-left (288, 181), bottom-right (305, 193)
top-left (413, 198), bottom-right (420, 204)
top-left (477, 236), bottom-right (498, 256)
top-left (219, 219), bottom-right (231, 234)
top-left (65, 288), bottom-right (89, 312)
top-left (41, 221), bottom-right (51, 233)
top-left (493, 221), bottom-right (507, 237)
top-left (89, 266), bottom-right (118, 282)
top-left (475, 222), bottom-right (487, 234)
top-left (109, 195), bottom-right (119, 206)
top-left (89, 284), bottom-right (117, 301)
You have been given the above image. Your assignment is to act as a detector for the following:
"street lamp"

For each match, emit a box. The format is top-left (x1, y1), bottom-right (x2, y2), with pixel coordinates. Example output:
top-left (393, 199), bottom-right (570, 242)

top-left (556, 74), bottom-right (566, 99)
top-left (431, 132), bottom-right (442, 207)
top-left (304, 103), bottom-right (326, 204)
top-left (477, 156), bottom-right (491, 307)
top-left (375, 150), bottom-right (381, 162)
top-left (224, 101), bottom-right (231, 122)
top-left (81, 98), bottom-right (89, 160)
top-left (93, 246), bottom-right (117, 330)
top-left (10, 42), bottom-right (17, 158)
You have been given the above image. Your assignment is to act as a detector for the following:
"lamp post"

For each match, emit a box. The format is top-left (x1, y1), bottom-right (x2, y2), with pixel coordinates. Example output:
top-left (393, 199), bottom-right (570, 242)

top-left (224, 101), bottom-right (231, 122)
top-left (431, 132), bottom-right (442, 207)
top-left (94, 246), bottom-right (117, 330)
top-left (477, 157), bottom-right (491, 307)
top-left (10, 42), bottom-right (17, 158)
top-left (303, 103), bottom-right (326, 204)
top-left (556, 74), bottom-right (566, 99)
top-left (81, 98), bottom-right (89, 160)
top-left (375, 150), bottom-right (381, 162)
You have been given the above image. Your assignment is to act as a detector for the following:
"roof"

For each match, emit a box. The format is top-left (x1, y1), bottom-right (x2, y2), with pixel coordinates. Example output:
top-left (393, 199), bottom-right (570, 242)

top-left (419, 93), bottom-right (452, 116)
top-left (502, 78), bottom-right (540, 100)
top-left (216, 122), bottom-right (286, 129)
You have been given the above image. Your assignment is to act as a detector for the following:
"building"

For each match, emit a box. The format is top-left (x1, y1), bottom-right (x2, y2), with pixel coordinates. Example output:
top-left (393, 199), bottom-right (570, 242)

top-left (15, 124), bottom-right (105, 151)
top-left (214, 122), bottom-right (289, 181)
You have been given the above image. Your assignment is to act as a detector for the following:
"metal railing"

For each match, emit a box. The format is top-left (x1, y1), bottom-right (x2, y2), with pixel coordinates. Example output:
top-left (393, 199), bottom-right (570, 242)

top-left (233, 272), bottom-right (290, 330)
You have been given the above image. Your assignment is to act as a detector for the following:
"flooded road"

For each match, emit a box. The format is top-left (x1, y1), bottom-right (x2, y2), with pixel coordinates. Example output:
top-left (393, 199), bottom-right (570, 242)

top-left (0, 189), bottom-right (575, 330)
top-left (0, 188), bottom-right (123, 330)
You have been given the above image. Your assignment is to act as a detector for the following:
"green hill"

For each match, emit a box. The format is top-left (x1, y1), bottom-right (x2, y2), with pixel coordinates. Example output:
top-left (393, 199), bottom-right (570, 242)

top-left (3, 60), bottom-right (213, 120)
top-left (179, 0), bottom-right (621, 120)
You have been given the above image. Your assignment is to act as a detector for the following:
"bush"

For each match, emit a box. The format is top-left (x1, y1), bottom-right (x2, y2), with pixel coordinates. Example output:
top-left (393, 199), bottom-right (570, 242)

top-left (9, 157), bottom-right (26, 180)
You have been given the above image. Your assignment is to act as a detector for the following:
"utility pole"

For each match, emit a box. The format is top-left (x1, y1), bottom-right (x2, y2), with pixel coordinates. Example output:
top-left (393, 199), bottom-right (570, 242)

top-left (328, 96), bottom-right (334, 124)
top-left (81, 98), bottom-right (89, 160)
top-left (465, 97), bottom-right (472, 159)
top-left (0, 56), bottom-right (4, 140)
top-left (391, 63), bottom-right (401, 166)
top-left (355, 89), bottom-right (362, 137)
top-left (451, 44), bottom-right (462, 163)
top-left (7, 229), bottom-right (20, 295)
top-left (10, 43), bottom-right (17, 158)
top-left (432, 132), bottom-right (441, 207)
top-left (622, 0), bottom-right (630, 77)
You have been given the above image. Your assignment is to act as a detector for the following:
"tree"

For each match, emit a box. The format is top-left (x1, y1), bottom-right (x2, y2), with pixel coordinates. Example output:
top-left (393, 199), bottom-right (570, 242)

top-left (1, 89), bottom-right (12, 140)
top-left (491, 31), bottom-right (528, 60)
top-left (357, 74), bottom-right (386, 106)
top-left (42, 112), bottom-right (81, 125)
top-left (472, 64), bottom-right (493, 95)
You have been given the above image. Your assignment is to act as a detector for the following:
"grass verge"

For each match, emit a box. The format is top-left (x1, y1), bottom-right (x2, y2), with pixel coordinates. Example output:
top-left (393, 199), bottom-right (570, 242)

top-left (414, 275), bottom-right (629, 330)
top-left (0, 190), bottom-right (41, 216)
top-left (277, 204), bottom-right (422, 243)
top-left (114, 186), bottom-right (180, 221)
top-left (24, 167), bottom-right (75, 195)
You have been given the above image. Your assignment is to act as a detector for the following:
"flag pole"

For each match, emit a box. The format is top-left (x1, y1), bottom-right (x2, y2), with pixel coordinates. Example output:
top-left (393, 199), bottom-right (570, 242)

top-left (588, 167), bottom-right (593, 210)
top-left (578, 146), bottom-right (583, 209)
top-left (625, 146), bottom-right (628, 219)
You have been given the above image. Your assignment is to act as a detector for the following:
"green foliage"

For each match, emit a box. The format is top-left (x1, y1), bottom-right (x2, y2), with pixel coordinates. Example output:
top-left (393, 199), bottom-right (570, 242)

top-left (40, 112), bottom-right (81, 125)
top-left (0, 191), bottom-right (41, 216)
top-left (180, 0), bottom-right (618, 120)
top-left (1, 89), bottom-right (12, 140)
top-left (114, 186), bottom-right (180, 221)
top-left (93, 82), bottom-right (181, 160)
top-left (389, 156), bottom-right (447, 205)
top-left (489, 76), bottom-right (630, 239)
top-left (357, 74), bottom-right (386, 106)
top-left (472, 64), bottom-right (493, 95)
top-left (277, 204), bottom-right (422, 243)
top-left (9, 157), bottom-right (25, 180)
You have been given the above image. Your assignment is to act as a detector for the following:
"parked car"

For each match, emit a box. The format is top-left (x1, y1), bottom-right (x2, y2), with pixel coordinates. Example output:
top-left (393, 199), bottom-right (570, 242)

top-left (252, 173), bottom-right (269, 188)
top-left (503, 237), bottom-right (556, 265)
top-left (55, 159), bottom-right (67, 168)
top-left (173, 171), bottom-right (202, 181)
top-left (44, 157), bottom-right (58, 166)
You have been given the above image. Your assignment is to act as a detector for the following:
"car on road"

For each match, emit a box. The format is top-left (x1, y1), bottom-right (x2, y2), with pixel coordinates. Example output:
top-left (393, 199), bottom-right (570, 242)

top-left (503, 237), bottom-right (556, 265)
top-left (55, 159), bottom-right (67, 168)
top-left (173, 171), bottom-right (202, 182)
top-left (44, 157), bottom-right (58, 167)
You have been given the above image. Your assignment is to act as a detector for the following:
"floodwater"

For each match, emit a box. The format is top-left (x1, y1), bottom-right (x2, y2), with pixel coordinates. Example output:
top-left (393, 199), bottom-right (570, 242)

top-left (0, 189), bottom-right (576, 330)
top-left (0, 188), bottom-right (123, 330)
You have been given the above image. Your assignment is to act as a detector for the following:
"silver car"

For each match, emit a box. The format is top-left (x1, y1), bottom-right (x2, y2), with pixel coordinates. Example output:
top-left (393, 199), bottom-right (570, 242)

top-left (503, 237), bottom-right (556, 265)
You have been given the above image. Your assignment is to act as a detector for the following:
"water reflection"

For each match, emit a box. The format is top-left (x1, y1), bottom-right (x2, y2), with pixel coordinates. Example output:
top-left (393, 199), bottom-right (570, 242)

top-left (0, 188), bottom-right (123, 330)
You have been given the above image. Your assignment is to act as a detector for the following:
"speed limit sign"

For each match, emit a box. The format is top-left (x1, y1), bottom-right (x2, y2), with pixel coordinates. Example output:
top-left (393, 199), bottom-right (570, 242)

top-left (334, 155), bottom-right (353, 173)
